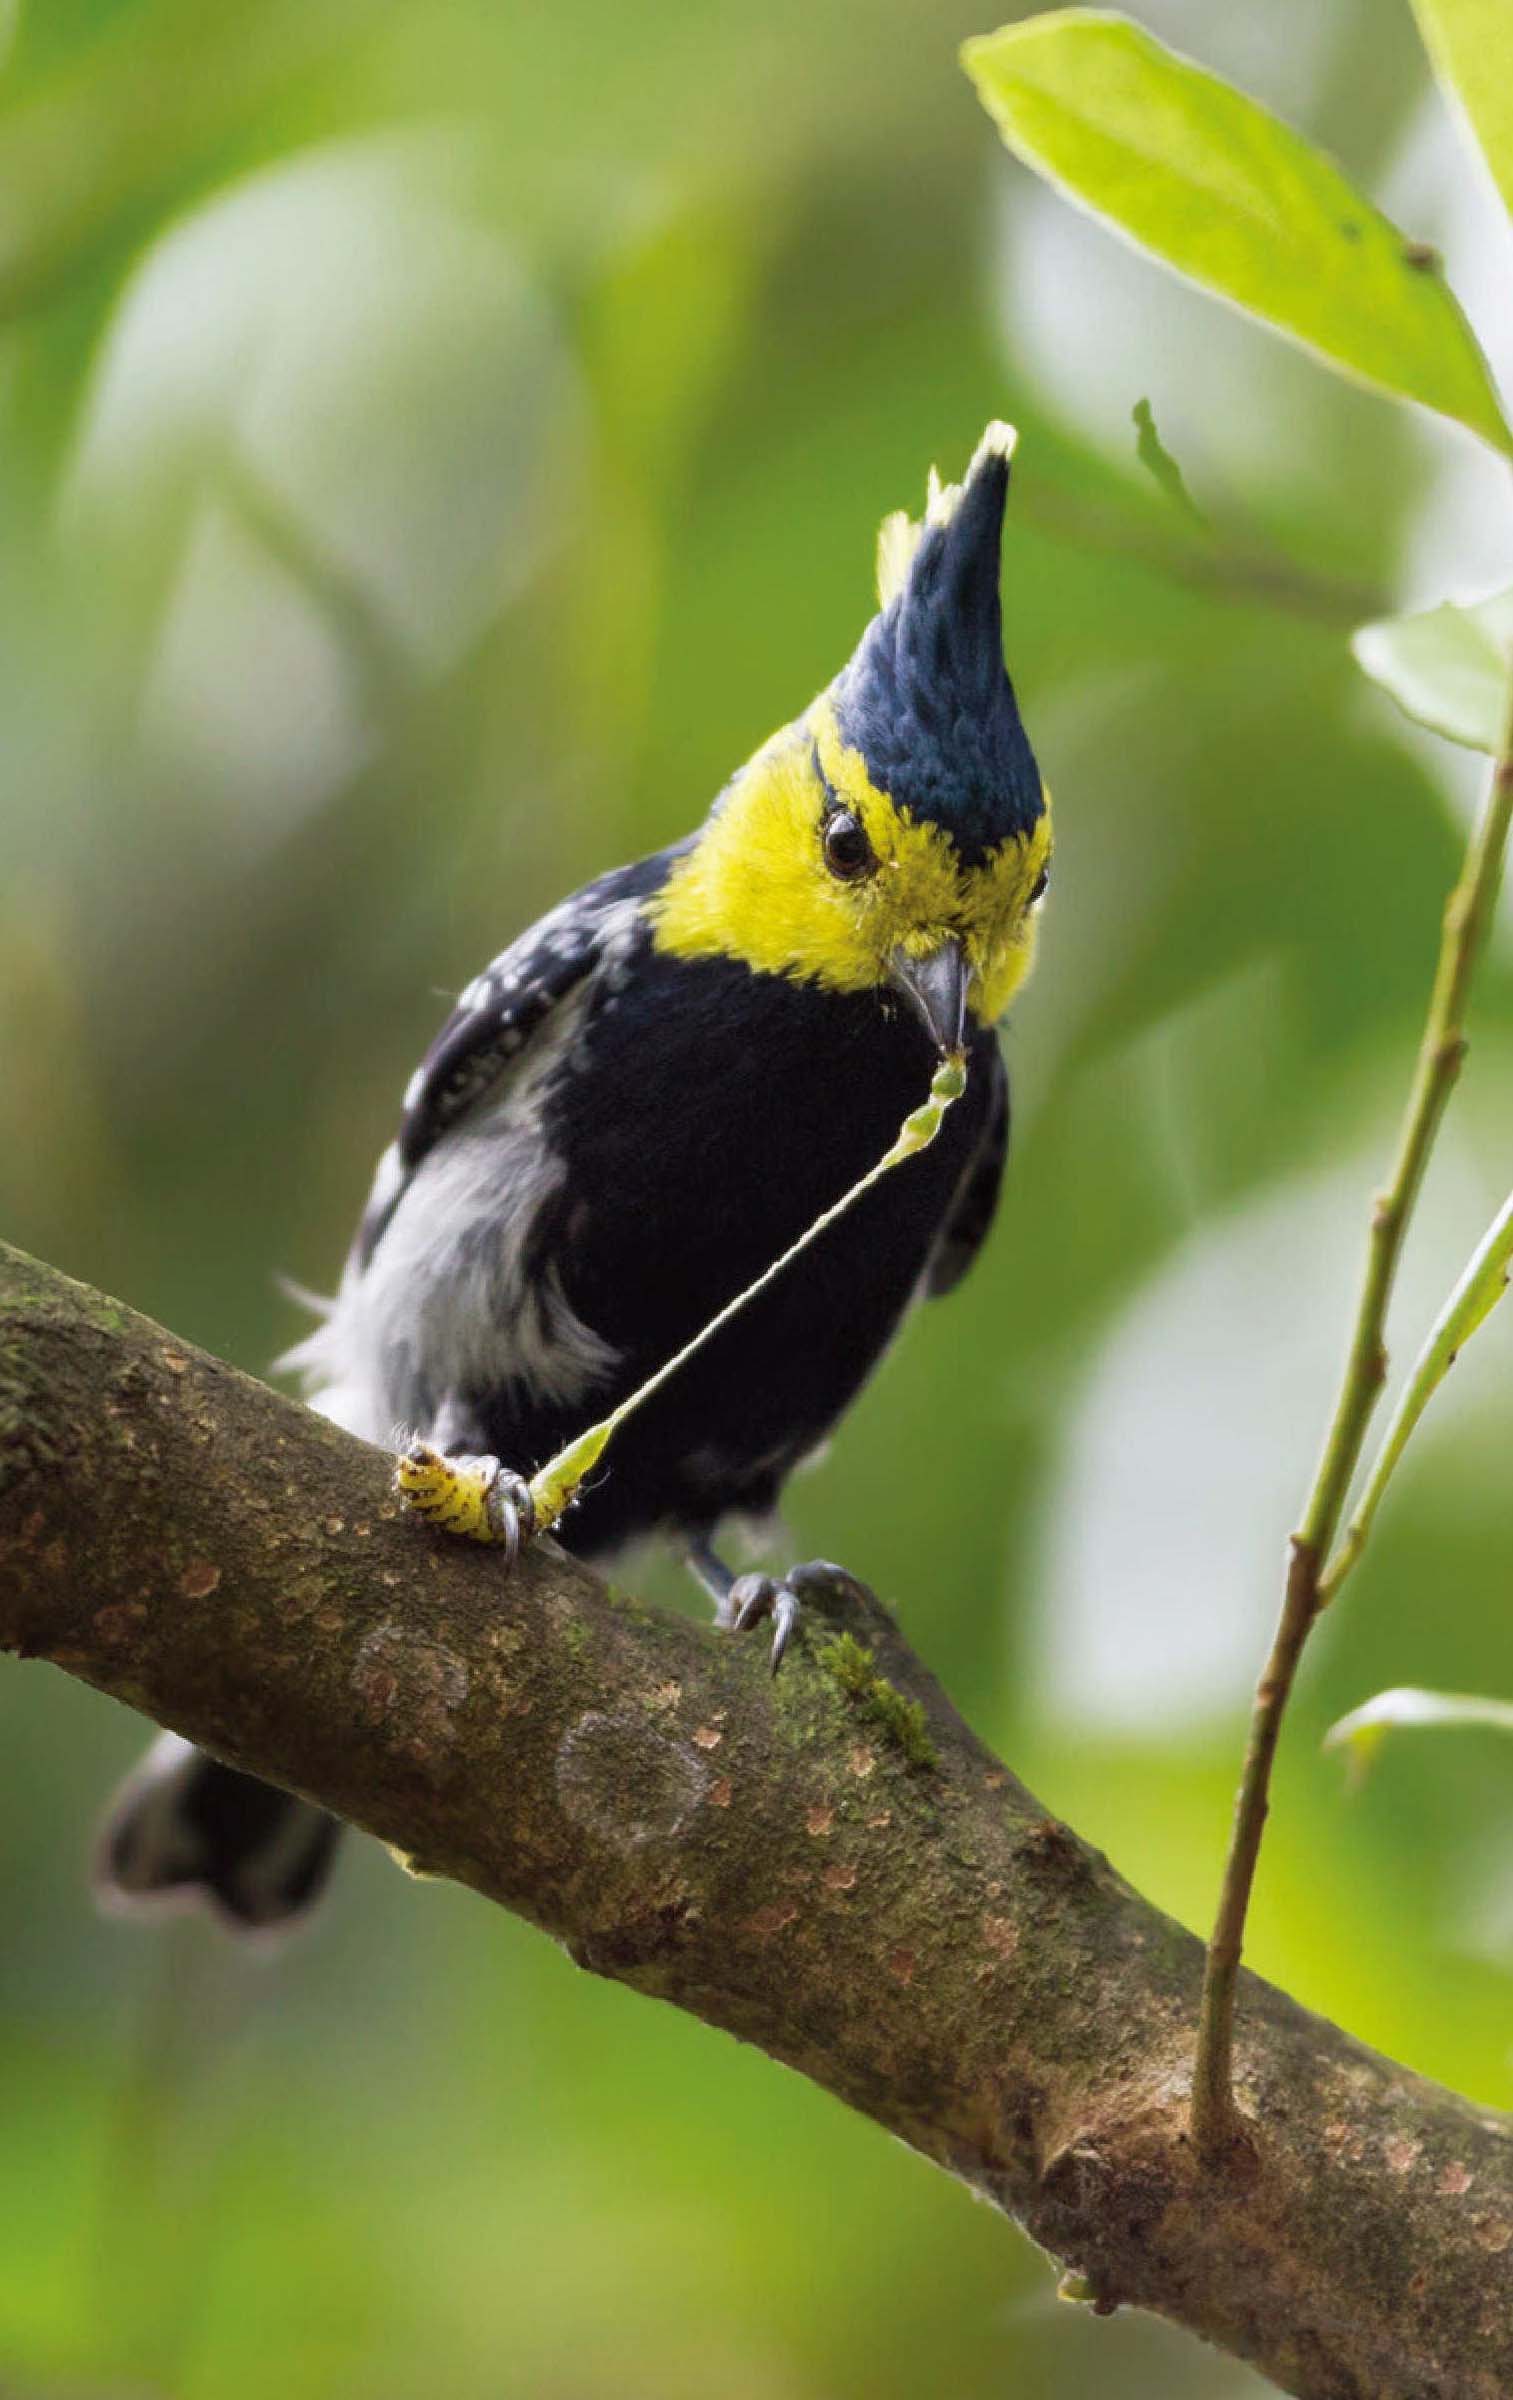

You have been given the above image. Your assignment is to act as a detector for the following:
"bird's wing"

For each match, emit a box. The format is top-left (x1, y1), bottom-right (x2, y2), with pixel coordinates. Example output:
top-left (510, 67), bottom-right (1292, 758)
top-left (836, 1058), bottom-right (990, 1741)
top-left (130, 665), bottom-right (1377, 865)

top-left (924, 1041), bottom-right (1009, 1299)
top-left (351, 857), bottom-right (665, 1273)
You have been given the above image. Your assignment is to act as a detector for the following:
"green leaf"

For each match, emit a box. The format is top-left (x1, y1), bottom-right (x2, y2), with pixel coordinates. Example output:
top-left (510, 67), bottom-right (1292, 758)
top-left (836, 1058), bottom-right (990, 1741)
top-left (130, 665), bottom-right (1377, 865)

top-left (1411, 0), bottom-right (1513, 223)
top-left (1351, 588), bottom-right (1513, 753)
top-left (1324, 1189), bottom-right (1513, 1597)
top-left (1325, 1686), bottom-right (1513, 1783)
top-left (962, 10), bottom-right (1513, 458)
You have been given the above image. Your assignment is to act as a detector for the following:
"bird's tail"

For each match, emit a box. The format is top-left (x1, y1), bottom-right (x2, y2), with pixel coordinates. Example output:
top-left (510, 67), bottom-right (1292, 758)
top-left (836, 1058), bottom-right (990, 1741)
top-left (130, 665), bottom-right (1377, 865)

top-left (94, 1733), bottom-right (341, 1941)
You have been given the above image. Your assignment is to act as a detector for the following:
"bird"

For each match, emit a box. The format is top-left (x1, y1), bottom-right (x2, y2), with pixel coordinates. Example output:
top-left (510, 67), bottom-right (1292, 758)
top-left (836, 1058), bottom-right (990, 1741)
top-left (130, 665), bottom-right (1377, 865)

top-left (94, 420), bottom-right (1051, 1940)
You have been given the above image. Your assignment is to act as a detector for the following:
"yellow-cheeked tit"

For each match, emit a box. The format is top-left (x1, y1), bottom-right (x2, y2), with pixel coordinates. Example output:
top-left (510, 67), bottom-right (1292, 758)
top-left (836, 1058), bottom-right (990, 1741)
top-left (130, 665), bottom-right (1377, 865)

top-left (95, 422), bottom-right (1051, 1938)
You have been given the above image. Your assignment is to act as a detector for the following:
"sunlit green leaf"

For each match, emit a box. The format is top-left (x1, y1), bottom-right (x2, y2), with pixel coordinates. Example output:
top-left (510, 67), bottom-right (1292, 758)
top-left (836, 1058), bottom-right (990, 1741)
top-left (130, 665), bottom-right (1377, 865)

top-left (1351, 588), bottom-right (1513, 753)
top-left (1411, 0), bottom-right (1513, 222)
top-left (1325, 1190), bottom-right (1513, 1597)
top-left (962, 10), bottom-right (1513, 457)
top-left (1326, 1686), bottom-right (1513, 1783)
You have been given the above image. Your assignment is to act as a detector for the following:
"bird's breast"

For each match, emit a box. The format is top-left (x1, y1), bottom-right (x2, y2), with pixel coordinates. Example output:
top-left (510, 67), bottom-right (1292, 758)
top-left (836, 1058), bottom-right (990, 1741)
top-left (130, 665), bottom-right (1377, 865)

top-left (539, 943), bottom-right (994, 1374)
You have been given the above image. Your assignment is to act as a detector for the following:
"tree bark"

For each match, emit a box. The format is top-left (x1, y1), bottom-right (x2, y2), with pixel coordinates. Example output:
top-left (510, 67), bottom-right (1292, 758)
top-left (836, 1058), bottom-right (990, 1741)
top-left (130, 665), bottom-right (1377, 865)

top-left (2, 1238), bottom-right (1510, 2399)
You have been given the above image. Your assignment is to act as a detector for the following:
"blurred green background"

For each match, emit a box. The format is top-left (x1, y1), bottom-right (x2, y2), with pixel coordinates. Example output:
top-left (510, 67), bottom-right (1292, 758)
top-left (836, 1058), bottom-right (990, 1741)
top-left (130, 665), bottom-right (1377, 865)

top-left (3, 1), bottom-right (1512, 2393)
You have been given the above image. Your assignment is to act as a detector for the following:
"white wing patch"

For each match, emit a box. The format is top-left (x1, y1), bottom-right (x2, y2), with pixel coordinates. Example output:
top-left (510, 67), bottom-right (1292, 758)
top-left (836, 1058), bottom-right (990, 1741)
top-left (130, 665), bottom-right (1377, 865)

top-left (281, 885), bottom-right (647, 1442)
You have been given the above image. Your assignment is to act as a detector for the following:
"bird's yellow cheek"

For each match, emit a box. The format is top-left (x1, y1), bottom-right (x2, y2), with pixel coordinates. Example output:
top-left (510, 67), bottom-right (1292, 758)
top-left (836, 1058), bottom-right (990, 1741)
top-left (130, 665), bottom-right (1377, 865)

top-left (651, 714), bottom-right (1051, 1021)
top-left (974, 913), bottom-right (1039, 1024)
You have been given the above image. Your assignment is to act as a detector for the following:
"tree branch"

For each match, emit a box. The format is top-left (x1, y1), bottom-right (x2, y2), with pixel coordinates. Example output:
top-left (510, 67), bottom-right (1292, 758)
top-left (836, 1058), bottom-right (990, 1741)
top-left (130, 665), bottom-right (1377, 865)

top-left (3, 1239), bottom-right (1512, 2400)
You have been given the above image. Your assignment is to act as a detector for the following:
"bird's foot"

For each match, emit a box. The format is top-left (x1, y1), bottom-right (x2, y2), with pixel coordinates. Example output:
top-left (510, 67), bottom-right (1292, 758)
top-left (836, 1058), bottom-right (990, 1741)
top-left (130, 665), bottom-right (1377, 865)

top-left (719, 1558), bottom-right (870, 1676)
top-left (395, 1443), bottom-right (536, 1568)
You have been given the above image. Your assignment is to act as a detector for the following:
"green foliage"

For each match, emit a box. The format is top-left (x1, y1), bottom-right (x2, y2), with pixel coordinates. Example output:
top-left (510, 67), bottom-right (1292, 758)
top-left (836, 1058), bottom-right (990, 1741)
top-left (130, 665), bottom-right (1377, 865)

top-left (1326, 1686), bottom-right (1513, 1779)
top-left (815, 1633), bottom-right (937, 1769)
top-left (962, 9), bottom-right (1513, 457)
top-left (1410, 0), bottom-right (1513, 221)
top-left (1352, 589), bottom-right (1513, 753)
top-left (968, 0), bottom-right (1513, 2188)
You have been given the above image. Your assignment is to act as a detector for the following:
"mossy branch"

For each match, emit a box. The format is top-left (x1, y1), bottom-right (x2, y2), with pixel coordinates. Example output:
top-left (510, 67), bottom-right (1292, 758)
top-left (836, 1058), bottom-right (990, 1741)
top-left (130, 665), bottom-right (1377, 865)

top-left (4, 1239), bottom-right (1513, 2400)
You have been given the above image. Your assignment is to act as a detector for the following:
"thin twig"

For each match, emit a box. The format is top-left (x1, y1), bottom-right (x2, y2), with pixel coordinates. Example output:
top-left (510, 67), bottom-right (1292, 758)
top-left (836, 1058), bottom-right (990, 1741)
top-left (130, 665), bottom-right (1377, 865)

top-left (1191, 733), bottom-right (1513, 2158)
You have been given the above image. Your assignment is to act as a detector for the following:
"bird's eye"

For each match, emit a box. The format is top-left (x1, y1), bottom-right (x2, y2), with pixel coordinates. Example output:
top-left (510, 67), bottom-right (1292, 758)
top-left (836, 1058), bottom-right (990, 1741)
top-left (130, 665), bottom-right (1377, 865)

top-left (1029, 863), bottom-right (1050, 904)
top-left (822, 808), bottom-right (874, 882)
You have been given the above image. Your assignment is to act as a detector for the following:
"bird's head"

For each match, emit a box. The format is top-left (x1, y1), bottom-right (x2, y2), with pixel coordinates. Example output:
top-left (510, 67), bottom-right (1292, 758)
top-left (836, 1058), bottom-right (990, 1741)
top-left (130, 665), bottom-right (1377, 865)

top-left (652, 422), bottom-right (1050, 1054)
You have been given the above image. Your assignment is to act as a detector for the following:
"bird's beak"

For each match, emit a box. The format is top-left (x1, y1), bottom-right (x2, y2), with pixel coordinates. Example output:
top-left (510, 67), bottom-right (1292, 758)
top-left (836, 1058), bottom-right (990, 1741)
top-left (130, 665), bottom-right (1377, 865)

top-left (888, 937), bottom-right (971, 1057)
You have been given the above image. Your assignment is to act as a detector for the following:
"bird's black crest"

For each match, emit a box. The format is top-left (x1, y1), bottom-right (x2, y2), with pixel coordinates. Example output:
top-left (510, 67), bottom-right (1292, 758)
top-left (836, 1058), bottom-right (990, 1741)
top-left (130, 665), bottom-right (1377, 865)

top-left (832, 433), bottom-right (1042, 866)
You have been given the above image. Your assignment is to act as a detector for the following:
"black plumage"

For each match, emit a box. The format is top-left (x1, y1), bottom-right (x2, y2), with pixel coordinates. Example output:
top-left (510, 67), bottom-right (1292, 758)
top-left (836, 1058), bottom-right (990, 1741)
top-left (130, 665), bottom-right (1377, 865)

top-left (448, 894), bottom-right (1005, 1556)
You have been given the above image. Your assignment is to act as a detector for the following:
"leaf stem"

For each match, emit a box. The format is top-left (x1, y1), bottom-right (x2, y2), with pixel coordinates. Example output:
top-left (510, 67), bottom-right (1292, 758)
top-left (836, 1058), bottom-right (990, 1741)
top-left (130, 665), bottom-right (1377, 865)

top-left (1323, 1185), bottom-right (1513, 1604)
top-left (1191, 736), bottom-right (1513, 2158)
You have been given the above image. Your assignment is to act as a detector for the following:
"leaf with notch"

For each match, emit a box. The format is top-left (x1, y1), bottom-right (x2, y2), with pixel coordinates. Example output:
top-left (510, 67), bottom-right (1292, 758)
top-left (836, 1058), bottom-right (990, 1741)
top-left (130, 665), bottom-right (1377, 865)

top-left (962, 10), bottom-right (1513, 457)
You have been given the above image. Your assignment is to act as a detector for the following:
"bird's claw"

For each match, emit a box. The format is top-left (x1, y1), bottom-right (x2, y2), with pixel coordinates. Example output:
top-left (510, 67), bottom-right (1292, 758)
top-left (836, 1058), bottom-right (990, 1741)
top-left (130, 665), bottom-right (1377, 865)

top-left (726, 1573), bottom-right (801, 1675)
top-left (395, 1443), bottom-right (536, 1562)
top-left (721, 1559), bottom-right (866, 1675)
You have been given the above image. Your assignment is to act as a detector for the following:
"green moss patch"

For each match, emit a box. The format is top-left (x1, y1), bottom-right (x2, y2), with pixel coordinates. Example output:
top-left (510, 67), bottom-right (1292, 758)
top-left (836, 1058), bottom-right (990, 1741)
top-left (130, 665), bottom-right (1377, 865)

top-left (814, 1632), bottom-right (936, 1770)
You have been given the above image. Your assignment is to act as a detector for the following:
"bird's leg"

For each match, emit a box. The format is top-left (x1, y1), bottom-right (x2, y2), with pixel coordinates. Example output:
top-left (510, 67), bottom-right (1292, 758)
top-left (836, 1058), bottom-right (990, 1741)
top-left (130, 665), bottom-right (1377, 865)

top-left (394, 1401), bottom-right (536, 1569)
top-left (685, 1542), bottom-right (868, 1676)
